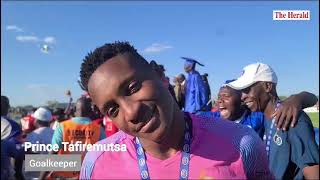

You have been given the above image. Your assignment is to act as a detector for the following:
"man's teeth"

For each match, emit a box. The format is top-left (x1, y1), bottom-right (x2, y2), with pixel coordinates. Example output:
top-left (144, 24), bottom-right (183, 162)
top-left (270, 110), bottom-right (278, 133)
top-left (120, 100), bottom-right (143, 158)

top-left (246, 102), bottom-right (253, 106)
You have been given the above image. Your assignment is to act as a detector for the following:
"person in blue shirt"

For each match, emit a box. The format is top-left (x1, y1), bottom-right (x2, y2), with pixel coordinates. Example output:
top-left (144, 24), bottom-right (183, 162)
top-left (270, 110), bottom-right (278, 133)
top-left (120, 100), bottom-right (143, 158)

top-left (1, 96), bottom-right (23, 141)
top-left (182, 57), bottom-right (209, 113)
top-left (1, 95), bottom-right (25, 180)
top-left (200, 80), bottom-right (318, 138)
top-left (1, 118), bottom-right (23, 180)
top-left (212, 80), bottom-right (317, 133)
top-left (228, 62), bottom-right (319, 179)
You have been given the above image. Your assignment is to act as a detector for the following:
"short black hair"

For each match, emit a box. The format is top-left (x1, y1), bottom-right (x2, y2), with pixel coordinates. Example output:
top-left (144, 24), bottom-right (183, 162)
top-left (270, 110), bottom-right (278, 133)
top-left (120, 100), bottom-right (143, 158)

top-left (80, 41), bottom-right (147, 91)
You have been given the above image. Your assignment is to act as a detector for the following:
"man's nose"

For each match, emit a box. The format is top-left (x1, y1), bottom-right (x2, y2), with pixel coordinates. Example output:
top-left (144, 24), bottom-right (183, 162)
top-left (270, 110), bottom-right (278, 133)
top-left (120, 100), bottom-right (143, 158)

top-left (118, 97), bottom-right (141, 124)
top-left (241, 92), bottom-right (248, 102)
top-left (217, 98), bottom-right (223, 105)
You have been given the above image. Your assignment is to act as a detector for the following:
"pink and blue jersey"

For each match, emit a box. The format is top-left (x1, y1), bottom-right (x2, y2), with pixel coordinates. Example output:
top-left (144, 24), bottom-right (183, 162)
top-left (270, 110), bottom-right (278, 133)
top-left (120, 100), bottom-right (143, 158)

top-left (80, 113), bottom-right (273, 179)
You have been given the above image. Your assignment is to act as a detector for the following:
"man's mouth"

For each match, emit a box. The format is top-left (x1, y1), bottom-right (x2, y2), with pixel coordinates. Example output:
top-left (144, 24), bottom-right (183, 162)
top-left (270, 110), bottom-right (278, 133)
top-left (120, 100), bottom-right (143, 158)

top-left (219, 106), bottom-right (226, 111)
top-left (219, 106), bottom-right (229, 118)
top-left (245, 101), bottom-right (254, 108)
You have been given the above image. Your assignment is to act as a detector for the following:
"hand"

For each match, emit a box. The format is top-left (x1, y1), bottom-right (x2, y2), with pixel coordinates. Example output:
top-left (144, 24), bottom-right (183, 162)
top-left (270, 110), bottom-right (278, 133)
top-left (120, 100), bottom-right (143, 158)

top-left (273, 96), bottom-right (302, 131)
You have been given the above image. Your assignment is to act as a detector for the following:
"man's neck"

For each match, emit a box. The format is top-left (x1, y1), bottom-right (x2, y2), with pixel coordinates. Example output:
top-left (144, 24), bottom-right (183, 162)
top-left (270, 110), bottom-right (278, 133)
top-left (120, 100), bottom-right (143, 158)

top-left (187, 69), bottom-right (196, 74)
top-left (139, 107), bottom-right (186, 160)
top-left (264, 97), bottom-right (279, 120)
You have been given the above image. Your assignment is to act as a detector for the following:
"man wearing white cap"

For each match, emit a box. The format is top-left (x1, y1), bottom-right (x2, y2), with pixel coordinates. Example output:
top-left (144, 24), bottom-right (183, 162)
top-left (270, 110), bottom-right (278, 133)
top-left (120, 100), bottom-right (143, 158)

top-left (24, 107), bottom-right (54, 179)
top-left (26, 107), bottom-right (54, 154)
top-left (227, 62), bottom-right (319, 179)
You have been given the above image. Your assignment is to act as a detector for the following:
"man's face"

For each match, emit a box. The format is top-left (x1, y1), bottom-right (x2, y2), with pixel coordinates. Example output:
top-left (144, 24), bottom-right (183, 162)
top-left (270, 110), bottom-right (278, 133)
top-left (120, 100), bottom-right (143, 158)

top-left (184, 64), bottom-right (193, 73)
top-left (241, 82), bottom-right (269, 112)
top-left (217, 87), bottom-right (242, 120)
top-left (176, 75), bottom-right (183, 83)
top-left (88, 53), bottom-right (175, 143)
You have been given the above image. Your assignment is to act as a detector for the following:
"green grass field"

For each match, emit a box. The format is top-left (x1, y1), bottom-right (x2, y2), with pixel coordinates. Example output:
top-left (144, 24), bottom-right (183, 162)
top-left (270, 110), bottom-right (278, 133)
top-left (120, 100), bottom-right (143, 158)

top-left (307, 112), bottom-right (319, 128)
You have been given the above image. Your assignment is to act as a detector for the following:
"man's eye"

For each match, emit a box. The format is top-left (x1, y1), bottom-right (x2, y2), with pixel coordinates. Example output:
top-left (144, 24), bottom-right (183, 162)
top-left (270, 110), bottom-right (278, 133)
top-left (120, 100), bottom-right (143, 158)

top-left (242, 87), bottom-right (250, 94)
top-left (127, 81), bottom-right (141, 95)
top-left (107, 106), bottom-right (119, 118)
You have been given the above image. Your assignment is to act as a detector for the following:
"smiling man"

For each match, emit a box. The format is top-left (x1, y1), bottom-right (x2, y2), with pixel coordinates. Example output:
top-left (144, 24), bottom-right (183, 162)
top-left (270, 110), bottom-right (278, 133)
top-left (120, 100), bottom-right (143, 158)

top-left (206, 82), bottom-right (318, 138)
top-left (227, 62), bottom-right (319, 179)
top-left (79, 42), bottom-right (273, 179)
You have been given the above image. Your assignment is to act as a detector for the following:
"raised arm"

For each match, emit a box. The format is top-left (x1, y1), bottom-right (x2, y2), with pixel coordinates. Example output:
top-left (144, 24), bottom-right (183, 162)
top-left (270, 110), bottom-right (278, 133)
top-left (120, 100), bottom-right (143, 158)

top-left (64, 90), bottom-right (73, 117)
top-left (273, 91), bottom-right (318, 130)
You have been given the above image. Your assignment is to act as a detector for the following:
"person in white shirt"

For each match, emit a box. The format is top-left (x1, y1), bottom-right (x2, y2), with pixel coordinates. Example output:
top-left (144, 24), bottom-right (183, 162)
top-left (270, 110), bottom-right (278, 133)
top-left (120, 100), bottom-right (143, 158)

top-left (24, 107), bottom-right (54, 179)
top-left (26, 107), bottom-right (54, 154)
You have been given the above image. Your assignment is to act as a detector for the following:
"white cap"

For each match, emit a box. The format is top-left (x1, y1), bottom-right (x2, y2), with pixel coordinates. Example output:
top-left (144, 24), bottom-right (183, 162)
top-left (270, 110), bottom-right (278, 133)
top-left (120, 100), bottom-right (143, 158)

top-left (1, 117), bottom-right (12, 140)
top-left (227, 62), bottom-right (277, 90)
top-left (32, 107), bottom-right (52, 122)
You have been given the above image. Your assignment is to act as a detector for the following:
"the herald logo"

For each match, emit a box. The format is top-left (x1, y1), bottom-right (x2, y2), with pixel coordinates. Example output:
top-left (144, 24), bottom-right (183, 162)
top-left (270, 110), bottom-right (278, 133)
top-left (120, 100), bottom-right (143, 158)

top-left (273, 10), bottom-right (310, 20)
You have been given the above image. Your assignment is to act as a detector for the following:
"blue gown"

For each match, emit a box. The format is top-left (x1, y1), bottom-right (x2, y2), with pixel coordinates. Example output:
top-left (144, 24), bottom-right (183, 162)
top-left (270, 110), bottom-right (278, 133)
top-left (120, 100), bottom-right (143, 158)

top-left (184, 70), bottom-right (209, 113)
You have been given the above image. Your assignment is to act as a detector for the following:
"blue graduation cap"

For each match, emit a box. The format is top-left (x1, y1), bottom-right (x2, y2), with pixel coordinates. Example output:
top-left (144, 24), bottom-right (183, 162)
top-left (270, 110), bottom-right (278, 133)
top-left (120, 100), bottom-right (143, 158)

top-left (224, 79), bottom-right (236, 84)
top-left (221, 79), bottom-right (237, 88)
top-left (181, 57), bottom-right (204, 67)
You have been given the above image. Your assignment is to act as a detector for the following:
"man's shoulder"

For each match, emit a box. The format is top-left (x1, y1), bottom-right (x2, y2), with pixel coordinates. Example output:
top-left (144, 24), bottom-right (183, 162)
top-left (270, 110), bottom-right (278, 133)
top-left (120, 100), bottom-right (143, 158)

top-left (83, 131), bottom-right (129, 161)
top-left (246, 111), bottom-right (264, 118)
top-left (80, 131), bottom-right (130, 179)
top-left (192, 113), bottom-right (255, 133)
top-left (191, 113), bottom-right (261, 145)
top-left (40, 127), bottom-right (54, 134)
top-left (189, 70), bottom-right (201, 78)
top-left (288, 111), bottom-right (314, 134)
top-left (297, 111), bottom-right (312, 123)
top-left (191, 113), bottom-right (269, 177)
top-left (2, 116), bottom-right (22, 138)
top-left (60, 119), bottom-right (72, 125)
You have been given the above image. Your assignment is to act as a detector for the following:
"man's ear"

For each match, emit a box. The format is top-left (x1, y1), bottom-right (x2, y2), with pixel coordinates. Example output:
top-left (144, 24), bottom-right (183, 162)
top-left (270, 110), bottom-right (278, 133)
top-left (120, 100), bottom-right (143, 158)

top-left (263, 82), bottom-right (273, 93)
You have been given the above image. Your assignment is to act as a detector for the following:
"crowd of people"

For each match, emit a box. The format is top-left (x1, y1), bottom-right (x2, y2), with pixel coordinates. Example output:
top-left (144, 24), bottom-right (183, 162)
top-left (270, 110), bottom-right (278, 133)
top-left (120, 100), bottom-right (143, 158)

top-left (1, 94), bottom-right (118, 180)
top-left (1, 41), bottom-right (319, 180)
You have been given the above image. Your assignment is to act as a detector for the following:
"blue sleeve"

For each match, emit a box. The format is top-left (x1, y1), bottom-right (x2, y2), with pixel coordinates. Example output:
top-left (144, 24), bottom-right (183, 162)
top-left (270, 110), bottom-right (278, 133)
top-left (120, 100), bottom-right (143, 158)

top-left (99, 127), bottom-right (106, 140)
top-left (190, 74), bottom-right (197, 112)
top-left (289, 112), bottom-right (319, 169)
top-left (194, 73), bottom-right (208, 111)
top-left (244, 112), bottom-right (265, 138)
top-left (51, 122), bottom-right (63, 149)
top-left (185, 75), bottom-right (196, 113)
